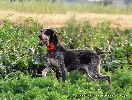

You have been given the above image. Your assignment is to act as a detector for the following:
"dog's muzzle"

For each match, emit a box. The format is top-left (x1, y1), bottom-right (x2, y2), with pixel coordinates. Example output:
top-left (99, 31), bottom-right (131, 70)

top-left (38, 40), bottom-right (49, 46)
top-left (38, 42), bottom-right (44, 46)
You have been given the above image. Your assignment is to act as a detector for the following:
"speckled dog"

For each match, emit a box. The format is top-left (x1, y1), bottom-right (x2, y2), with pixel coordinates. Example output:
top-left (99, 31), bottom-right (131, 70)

top-left (38, 29), bottom-right (111, 84)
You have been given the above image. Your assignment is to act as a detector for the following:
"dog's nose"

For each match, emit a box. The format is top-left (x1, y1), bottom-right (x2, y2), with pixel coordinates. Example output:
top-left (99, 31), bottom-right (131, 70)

top-left (38, 42), bottom-right (43, 46)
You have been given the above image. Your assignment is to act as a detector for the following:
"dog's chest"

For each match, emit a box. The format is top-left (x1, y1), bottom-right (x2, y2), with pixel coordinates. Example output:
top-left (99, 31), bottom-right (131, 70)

top-left (46, 52), bottom-right (64, 67)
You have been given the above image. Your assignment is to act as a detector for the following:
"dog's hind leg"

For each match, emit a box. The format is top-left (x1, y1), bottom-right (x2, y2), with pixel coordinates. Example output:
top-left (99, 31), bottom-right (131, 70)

top-left (89, 66), bottom-right (112, 84)
top-left (81, 65), bottom-right (94, 80)
top-left (95, 72), bottom-right (112, 85)
top-left (86, 57), bottom-right (112, 84)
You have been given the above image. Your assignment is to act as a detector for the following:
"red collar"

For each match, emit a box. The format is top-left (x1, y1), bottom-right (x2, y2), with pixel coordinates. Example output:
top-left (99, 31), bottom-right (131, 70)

top-left (47, 42), bottom-right (55, 51)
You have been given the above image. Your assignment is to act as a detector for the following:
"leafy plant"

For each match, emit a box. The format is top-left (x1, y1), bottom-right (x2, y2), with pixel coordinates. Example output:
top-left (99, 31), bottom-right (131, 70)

top-left (0, 19), bottom-right (131, 100)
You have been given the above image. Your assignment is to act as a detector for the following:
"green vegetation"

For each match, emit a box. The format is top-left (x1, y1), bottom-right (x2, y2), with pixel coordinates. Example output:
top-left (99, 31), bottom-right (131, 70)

top-left (0, 19), bottom-right (132, 99)
top-left (0, 70), bottom-right (131, 99)
top-left (0, 0), bottom-right (132, 14)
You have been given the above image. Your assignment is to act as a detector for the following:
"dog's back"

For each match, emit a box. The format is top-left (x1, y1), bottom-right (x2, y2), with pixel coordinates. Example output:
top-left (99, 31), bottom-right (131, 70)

top-left (64, 49), bottom-right (99, 71)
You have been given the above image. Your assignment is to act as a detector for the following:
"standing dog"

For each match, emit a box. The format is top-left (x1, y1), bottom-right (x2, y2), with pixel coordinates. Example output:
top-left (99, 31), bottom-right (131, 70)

top-left (38, 29), bottom-right (111, 84)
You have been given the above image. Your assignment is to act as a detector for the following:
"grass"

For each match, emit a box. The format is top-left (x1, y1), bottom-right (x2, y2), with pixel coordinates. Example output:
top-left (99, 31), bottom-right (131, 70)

top-left (0, 1), bottom-right (132, 14)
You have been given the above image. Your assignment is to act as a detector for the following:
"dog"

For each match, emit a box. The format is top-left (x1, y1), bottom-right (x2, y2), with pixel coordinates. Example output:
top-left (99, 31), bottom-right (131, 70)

top-left (38, 28), bottom-right (112, 84)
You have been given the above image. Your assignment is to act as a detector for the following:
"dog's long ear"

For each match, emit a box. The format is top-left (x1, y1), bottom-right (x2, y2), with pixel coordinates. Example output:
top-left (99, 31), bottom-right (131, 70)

top-left (48, 29), bottom-right (58, 46)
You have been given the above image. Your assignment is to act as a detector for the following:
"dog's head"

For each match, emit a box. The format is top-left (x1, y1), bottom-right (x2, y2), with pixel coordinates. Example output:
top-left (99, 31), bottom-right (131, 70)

top-left (38, 29), bottom-right (58, 49)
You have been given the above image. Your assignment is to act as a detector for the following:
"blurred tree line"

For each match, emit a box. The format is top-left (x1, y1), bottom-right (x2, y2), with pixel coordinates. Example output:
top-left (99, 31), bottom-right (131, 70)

top-left (8, 0), bottom-right (61, 2)
top-left (4, 0), bottom-right (132, 6)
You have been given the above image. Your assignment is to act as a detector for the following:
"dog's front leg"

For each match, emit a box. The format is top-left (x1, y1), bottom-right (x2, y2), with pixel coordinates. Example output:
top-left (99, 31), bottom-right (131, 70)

top-left (42, 66), bottom-right (51, 77)
top-left (60, 66), bottom-right (67, 82)
top-left (58, 53), bottom-right (67, 82)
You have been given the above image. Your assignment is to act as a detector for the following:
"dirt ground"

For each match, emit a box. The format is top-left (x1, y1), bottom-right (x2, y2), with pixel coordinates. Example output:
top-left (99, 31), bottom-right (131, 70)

top-left (0, 10), bottom-right (132, 29)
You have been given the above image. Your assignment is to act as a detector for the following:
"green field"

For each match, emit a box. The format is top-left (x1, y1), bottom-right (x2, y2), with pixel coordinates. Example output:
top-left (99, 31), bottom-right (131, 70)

top-left (0, 1), bottom-right (132, 14)
top-left (0, 18), bottom-right (132, 99)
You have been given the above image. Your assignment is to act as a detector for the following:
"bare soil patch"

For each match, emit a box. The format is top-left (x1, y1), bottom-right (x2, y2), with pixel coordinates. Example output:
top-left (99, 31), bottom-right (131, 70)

top-left (0, 10), bottom-right (132, 29)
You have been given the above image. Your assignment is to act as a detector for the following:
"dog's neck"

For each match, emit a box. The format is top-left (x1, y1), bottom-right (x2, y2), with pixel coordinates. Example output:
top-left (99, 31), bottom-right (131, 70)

top-left (47, 42), bottom-right (66, 52)
top-left (47, 42), bottom-right (56, 51)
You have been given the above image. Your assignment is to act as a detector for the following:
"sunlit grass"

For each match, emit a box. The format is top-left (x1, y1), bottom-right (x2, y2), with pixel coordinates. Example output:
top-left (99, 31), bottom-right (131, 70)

top-left (0, 1), bottom-right (132, 14)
